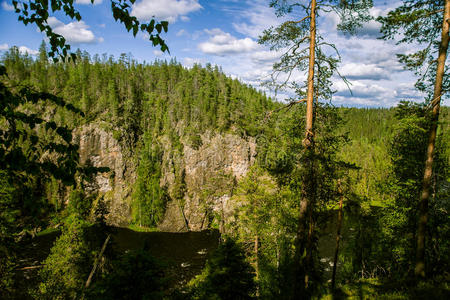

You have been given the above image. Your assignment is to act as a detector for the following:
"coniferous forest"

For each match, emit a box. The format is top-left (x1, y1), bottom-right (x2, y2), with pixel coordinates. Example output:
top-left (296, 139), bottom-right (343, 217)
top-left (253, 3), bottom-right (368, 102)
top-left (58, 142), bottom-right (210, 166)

top-left (1, 0), bottom-right (449, 299)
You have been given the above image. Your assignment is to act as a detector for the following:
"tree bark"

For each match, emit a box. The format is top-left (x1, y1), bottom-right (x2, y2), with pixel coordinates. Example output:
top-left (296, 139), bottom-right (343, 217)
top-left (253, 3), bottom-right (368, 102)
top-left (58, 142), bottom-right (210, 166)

top-left (331, 180), bottom-right (344, 290)
top-left (295, 0), bottom-right (317, 297)
top-left (255, 234), bottom-right (260, 298)
top-left (179, 201), bottom-right (190, 231)
top-left (303, 0), bottom-right (317, 149)
top-left (415, 0), bottom-right (450, 279)
top-left (85, 234), bottom-right (111, 288)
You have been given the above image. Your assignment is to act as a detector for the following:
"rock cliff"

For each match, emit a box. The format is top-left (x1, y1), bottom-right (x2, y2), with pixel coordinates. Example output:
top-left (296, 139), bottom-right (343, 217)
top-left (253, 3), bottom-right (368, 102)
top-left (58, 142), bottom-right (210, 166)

top-left (76, 123), bottom-right (133, 226)
top-left (77, 123), bottom-right (256, 231)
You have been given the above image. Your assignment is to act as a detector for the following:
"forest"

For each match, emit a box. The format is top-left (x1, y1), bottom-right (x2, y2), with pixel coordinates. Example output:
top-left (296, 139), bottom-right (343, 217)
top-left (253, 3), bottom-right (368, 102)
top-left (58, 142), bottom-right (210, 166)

top-left (1, 0), bottom-right (449, 299)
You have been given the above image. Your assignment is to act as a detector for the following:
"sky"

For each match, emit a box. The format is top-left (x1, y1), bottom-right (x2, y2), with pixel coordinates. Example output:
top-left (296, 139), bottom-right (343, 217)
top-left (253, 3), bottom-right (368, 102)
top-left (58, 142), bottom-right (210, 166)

top-left (0, 0), bottom-right (433, 107)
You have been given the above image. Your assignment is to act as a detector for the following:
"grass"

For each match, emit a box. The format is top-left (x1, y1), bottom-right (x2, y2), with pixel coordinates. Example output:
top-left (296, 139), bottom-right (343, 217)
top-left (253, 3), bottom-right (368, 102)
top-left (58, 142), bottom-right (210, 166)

top-left (127, 223), bottom-right (160, 232)
top-left (36, 227), bottom-right (60, 237)
top-left (319, 277), bottom-right (450, 300)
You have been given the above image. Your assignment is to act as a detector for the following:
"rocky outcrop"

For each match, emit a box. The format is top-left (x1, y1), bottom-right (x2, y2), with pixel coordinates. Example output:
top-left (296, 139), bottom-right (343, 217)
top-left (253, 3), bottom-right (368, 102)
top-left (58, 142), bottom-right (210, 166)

top-left (76, 123), bottom-right (133, 226)
top-left (159, 132), bottom-right (256, 231)
top-left (76, 124), bottom-right (257, 231)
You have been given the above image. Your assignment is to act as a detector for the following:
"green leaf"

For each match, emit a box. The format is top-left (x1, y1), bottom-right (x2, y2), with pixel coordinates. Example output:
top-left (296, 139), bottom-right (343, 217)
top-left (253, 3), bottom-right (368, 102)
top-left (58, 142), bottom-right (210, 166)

top-left (161, 21), bottom-right (168, 33)
top-left (155, 23), bottom-right (162, 34)
top-left (149, 19), bottom-right (155, 32)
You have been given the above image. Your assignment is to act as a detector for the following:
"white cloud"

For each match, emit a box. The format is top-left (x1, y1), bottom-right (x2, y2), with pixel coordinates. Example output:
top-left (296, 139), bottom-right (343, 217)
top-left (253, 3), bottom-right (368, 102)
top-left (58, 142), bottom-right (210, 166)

top-left (153, 50), bottom-right (163, 56)
top-left (47, 17), bottom-right (102, 44)
top-left (336, 81), bottom-right (389, 98)
top-left (0, 44), bottom-right (39, 55)
top-left (354, 20), bottom-right (382, 38)
top-left (174, 0), bottom-right (422, 107)
top-left (18, 46), bottom-right (39, 56)
top-left (1, 1), bottom-right (14, 11)
top-left (75, 0), bottom-right (103, 5)
top-left (199, 29), bottom-right (260, 56)
top-left (176, 29), bottom-right (188, 37)
top-left (231, 1), bottom-right (281, 39)
top-left (340, 63), bottom-right (390, 80)
top-left (250, 50), bottom-right (281, 64)
top-left (131, 0), bottom-right (202, 23)
top-left (183, 57), bottom-right (203, 67)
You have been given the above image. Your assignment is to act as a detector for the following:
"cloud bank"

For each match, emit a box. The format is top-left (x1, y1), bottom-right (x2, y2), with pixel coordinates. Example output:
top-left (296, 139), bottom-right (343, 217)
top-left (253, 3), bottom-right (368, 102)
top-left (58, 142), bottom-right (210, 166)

top-left (47, 17), bottom-right (102, 44)
top-left (132, 0), bottom-right (202, 23)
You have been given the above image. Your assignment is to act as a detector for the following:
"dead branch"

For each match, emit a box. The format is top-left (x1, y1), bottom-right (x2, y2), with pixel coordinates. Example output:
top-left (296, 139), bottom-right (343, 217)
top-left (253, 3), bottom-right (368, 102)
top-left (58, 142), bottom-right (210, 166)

top-left (16, 265), bottom-right (44, 270)
top-left (85, 234), bottom-right (111, 289)
top-left (284, 15), bottom-right (311, 25)
top-left (264, 98), bottom-right (307, 122)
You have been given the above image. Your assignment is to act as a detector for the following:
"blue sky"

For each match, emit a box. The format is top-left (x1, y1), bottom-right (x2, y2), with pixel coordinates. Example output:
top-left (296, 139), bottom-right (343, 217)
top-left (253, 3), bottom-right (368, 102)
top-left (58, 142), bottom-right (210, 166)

top-left (0, 0), bottom-right (432, 107)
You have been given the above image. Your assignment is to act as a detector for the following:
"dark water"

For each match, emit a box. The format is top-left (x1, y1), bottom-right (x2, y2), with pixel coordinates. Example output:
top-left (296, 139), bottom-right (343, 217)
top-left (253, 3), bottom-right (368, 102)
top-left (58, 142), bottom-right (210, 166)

top-left (14, 227), bottom-right (220, 297)
top-left (15, 210), bottom-right (363, 297)
top-left (113, 228), bottom-right (220, 284)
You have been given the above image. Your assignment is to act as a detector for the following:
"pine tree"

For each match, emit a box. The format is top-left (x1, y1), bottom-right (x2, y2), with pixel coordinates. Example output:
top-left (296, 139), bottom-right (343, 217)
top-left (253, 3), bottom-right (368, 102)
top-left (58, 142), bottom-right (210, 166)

top-left (260, 0), bottom-right (372, 295)
top-left (379, 0), bottom-right (450, 278)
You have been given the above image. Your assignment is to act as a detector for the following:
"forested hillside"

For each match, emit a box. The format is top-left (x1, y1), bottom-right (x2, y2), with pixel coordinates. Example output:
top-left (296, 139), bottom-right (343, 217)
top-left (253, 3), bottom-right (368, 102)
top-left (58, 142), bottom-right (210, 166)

top-left (1, 46), bottom-right (449, 299)
top-left (1, 44), bottom-right (275, 227)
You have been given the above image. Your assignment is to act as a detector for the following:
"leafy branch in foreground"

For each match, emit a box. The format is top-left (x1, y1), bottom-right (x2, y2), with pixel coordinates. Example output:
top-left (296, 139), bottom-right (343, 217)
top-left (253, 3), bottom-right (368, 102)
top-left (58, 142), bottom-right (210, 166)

top-left (12, 0), bottom-right (169, 61)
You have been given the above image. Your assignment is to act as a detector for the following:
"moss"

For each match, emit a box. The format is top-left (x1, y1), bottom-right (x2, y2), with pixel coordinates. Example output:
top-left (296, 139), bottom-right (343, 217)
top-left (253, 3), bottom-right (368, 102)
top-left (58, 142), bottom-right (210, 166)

top-left (127, 224), bottom-right (159, 232)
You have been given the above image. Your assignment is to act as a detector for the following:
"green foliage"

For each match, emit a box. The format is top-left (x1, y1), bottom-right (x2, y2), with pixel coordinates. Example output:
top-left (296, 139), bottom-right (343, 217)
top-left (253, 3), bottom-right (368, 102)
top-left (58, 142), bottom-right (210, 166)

top-left (336, 107), bottom-right (396, 206)
top-left (67, 188), bottom-right (94, 219)
top-left (0, 54), bottom-right (98, 298)
top-left (0, 56), bottom-right (82, 186)
top-left (88, 249), bottom-right (169, 300)
top-left (132, 133), bottom-right (167, 227)
top-left (378, 0), bottom-right (449, 99)
top-left (232, 166), bottom-right (278, 238)
top-left (0, 171), bottom-right (18, 239)
top-left (230, 165), bottom-right (298, 298)
top-left (0, 171), bottom-right (18, 299)
top-left (260, 0), bottom-right (373, 99)
top-left (36, 215), bottom-right (92, 299)
top-left (2, 41), bottom-right (449, 298)
top-left (1, 46), bottom-right (274, 237)
top-left (35, 213), bottom-right (114, 300)
top-left (188, 238), bottom-right (256, 300)
top-left (238, 103), bottom-right (352, 297)
top-left (380, 102), bottom-right (431, 276)
top-left (336, 102), bottom-right (450, 283)
top-left (12, 0), bottom-right (169, 61)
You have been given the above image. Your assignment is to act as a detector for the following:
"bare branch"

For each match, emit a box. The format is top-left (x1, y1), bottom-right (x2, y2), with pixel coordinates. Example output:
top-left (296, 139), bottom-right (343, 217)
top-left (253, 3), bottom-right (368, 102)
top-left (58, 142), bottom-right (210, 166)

top-left (17, 265), bottom-right (44, 270)
top-left (284, 15), bottom-right (311, 25)
top-left (264, 98), bottom-right (307, 122)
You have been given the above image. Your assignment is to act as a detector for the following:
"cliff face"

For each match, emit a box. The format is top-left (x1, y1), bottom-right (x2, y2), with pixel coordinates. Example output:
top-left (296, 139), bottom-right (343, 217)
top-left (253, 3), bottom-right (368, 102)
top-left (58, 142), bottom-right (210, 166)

top-left (76, 123), bottom-right (133, 226)
top-left (77, 124), bottom-right (256, 231)
top-left (159, 132), bottom-right (256, 231)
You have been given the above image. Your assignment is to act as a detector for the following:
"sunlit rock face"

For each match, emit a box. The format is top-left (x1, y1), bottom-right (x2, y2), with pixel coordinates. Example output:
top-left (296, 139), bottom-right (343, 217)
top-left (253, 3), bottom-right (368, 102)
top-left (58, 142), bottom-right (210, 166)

top-left (76, 124), bottom-right (256, 231)
top-left (76, 122), bottom-right (132, 226)
top-left (159, 132), bottom-right (256, 231)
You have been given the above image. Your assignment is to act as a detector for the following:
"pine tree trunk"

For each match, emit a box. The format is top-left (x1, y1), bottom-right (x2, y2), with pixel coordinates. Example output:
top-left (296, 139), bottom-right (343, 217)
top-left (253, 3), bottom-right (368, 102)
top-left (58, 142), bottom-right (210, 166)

top-left (415, 0), bottom-right (450, 279)
top-left (295, 0), bottom-right (317, 297)
top-left (303, 0), bottom-right (316, 149)
top-left (179, 201), bottom-right (190, 231)
top-left (255, 234), bottom-right (260, 297)
top-left (332, 181), bottom-right (344, 290)
top-left (85, 234), bottom-right (111, 288)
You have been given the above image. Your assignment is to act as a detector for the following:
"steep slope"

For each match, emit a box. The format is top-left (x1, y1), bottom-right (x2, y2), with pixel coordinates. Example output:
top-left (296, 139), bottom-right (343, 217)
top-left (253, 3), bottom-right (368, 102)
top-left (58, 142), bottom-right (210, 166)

top-left (1, 48), bottom-right (274, 230)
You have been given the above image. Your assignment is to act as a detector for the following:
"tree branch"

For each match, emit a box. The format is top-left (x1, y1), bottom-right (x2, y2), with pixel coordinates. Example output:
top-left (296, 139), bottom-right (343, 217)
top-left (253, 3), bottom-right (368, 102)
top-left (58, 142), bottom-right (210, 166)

top-left (264, 98), bottom-right (307, 122)
top-left (285, 15), bottom-right (311, 25)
